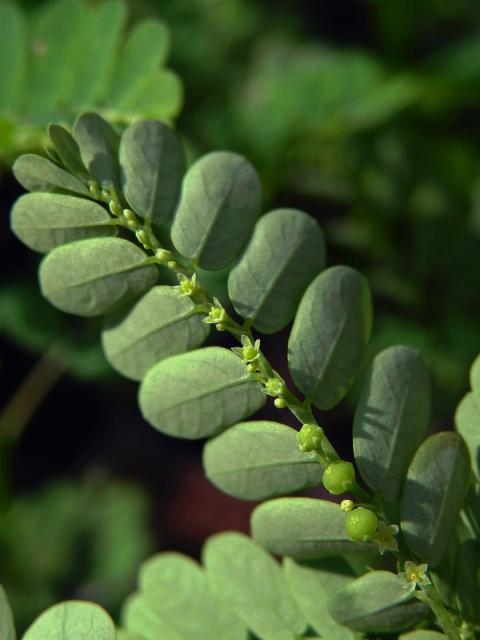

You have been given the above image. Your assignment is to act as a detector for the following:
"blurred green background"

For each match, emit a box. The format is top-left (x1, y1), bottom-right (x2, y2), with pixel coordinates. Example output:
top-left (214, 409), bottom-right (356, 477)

top-left (1, 0), bottom-right (480, 632)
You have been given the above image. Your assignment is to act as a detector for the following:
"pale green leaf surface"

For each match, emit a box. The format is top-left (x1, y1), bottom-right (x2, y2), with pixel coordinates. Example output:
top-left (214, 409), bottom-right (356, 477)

top-left (328, 571), bottom-right (421, 633)
top-left (123, 594), bottom-right (181, 640)
top-left (26, 0), bottom-right (89, 118)
top-left (39, 237), bottom-right (158, 317)
top-left (112, 69), bottom-right (183, 123)
top-left (13, 154), bottom-right (90, 196)
top-left (119, 120), bottom-right (186, 225)
top-left (228, 208), bottom-right (326, 333)
top-left (116, 630), bottom-right (146, 640)
top-left (251, 497), bottom-right (374, 558)
top-left (288, 265), bottom-right (372, 410)
top-left (455, 390), bottom-right (480, 480)
top-left (171, 152), bottom-right (262, 270)
top-left (107, 20), bottom-right (170, 107)
top-left (0, 2), bottom-right (26, 112)
top-left (68, 0), bottom-right (127, 107)
top-left (48, 125), bottom-right (88, 178)
top-left (401, 432), bottom-right (470, 567)
top-left (203, 532), bottom-right (306, 640)
top-left (133, 553), bottom-right (247, 640)
top-left (203, 420), bottom-right (323, 500)
top-left (353, 345), bottom-right (431, 502)
top-left (399, 631), bottom-right (447, 639)
top-left (102, 286), bottom-right (209, 381)
top-left (73, 112), bottom-right (120, 190)
top-left (11, 193), bottom-right (117, 253)
top-left (139, 347), bottom-right (265, 439)
top-left (0, 586), bottom-right (16, 640)
top-left (283, 558), bottom-right (355, 640)
top-left (470, 353), bottom-right (480, 390)
top-left (22, 601), bottom-right (116, 640)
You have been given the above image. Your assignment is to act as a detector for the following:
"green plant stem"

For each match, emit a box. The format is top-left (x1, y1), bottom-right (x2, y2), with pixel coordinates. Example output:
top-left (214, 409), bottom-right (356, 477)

top-left (98, 185), bottom-right (371, 502)
top-left (416, 585), bottom-right (462, 640)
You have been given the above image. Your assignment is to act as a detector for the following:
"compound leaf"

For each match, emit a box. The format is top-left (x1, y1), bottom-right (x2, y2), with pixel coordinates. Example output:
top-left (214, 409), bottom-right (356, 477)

top-left (327, 571), bottom-right (423, 633)
top-left (73, 112), bottom-right (120, 190)
top-left (106, 20), bottom-right (170, 108)
top-left (203, 420), bottom-right (323, 500)
top-left (456, 390), bottom-right (480, 480)
top-left (171, 152), bottom-right (262, 270)
top-left (283, 558), bottom-right (355, 640)
top-left (470, 354), bottom-right (480, 390)
top-left (0, 1), bottom-right (27, 112)
top-left (11, 193), bottom-right (117, 253)
top-left (26, 0), bottom-right (89, 119)
top-left (13, 154), bottom-right (90, 196)
top-left (119, 120), bottom-right (186, 225)
top-left (228, 208), bottom-right (326, 333)
top-left (68, 0), bottom-right (126, 108)
top-left (353, 345), bottom-right (431, 502)
top-left (39, 237), bottom-right (158, 317)
top-left (251, 497), bottom-right (374, 558)
top-left (203, 532), bottom-right (306, 640)
top-left (139, 347), bottom-right (265, 439)
top-left (0, 586), bottom-right (15, 640)
top-left (48, 125), bottom-right (88, 178)
top-left (125, 553), bottom-right (247, 640)
top-left (401, 432), bottom-right (470, 567)
top-left (288, 266), bottom-right (372, 410)
top-left (102, 286), bottom-right (209, 381)
top-left (22, 601), bottom-right (116, 640)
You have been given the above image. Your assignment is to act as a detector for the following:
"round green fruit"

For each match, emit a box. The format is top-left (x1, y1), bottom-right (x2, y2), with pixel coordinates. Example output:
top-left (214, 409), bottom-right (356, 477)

top-left (345, 507), bottom-right (378, 541)
top-left (297, 424), bottom-right (324, 452)
top-left (322, 461), bottom-right (355, 495)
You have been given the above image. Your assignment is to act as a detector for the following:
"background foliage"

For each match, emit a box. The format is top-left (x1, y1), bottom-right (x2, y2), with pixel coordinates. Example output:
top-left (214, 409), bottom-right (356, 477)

top-left (1, 0), bottom-right (480, 634)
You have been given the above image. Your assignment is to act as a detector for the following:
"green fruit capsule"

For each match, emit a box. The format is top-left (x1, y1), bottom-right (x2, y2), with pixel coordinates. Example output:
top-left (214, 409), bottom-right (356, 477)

top-left (322, 460), bottom-right (355, 495)
top-left (297, 424), bottom-right (324, 452)
top-left (345, 507), bottom-right (378, 541)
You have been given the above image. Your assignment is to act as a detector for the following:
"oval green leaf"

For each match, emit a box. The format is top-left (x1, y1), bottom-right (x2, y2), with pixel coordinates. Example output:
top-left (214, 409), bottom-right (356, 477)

top-left (228, 208), bottom-right (326, 334)
top-left (39, 237), bottom-right (158, 317)
top-left (119, 120), bottom-right (186, 225)
top-left (455, 390), bottom-right (480, 480)
top-left (127, 553), bottom-right (247, 640)
top-left (0, 586), bottom-right (15, 640)
top-left (203, 532), bottom-right (305, 640)
top-left (470, 353), bottom-right (480, 390)
top-left (102, 286), bottom-right (209, 381)
top-left (73, 112), bottom-right (120, 190)
top-left (401, 432), bottom-right (470, 567)
top-left (23, 601), bottom-right (116, 640)
top-left (353, 345), bottom-right (431, 502)
top-left (283, 558), bottom-right (355, 640)
top-left (13, 154), bottom-right (90, 196)
top-left (203, 420), bottom-right (323, 500)
top-left (251, 497), bottom-right (374, 558)
top-left (171, 152), bottom-right (262, 270)
top-left (48, 124), bottom-right (88, 178)
top-left (11, 193), bottom-right (117, 253)
top-left (327, 571), bottom-right (423, 633)
top-left (399, 632), bottom-right (447, 640)
top-left (288, 265), bottom-right (373, 410)
top-left (139, 347), bottom-right (265, 439)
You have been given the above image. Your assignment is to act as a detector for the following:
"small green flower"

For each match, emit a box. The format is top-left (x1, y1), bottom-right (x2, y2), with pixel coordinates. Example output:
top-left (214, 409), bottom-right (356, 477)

top-left (263, 377), bottom-right (285, 397)
top-left (203, 298), bottom-right (228, 325)
top-left (372, 520), bottom-right (399, 555)
top-left (177, 273), bottom-right (202, 297)
top-left (399, 561), bottom-right (430, 592)
top-left (232, 336), bottom-right (261, 363)
top-left (340, 499), bottom-right (355, 512)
